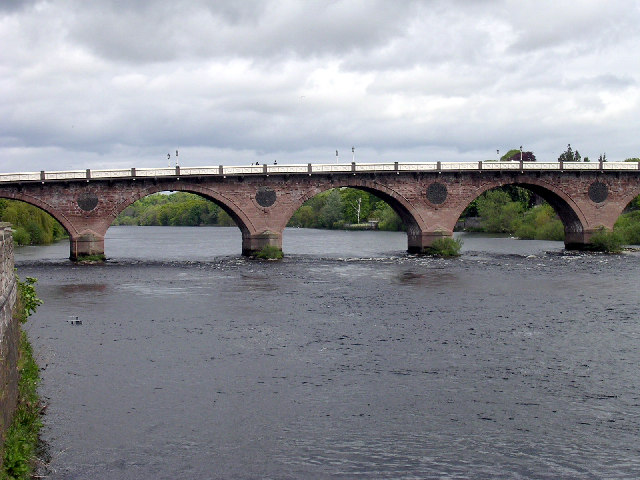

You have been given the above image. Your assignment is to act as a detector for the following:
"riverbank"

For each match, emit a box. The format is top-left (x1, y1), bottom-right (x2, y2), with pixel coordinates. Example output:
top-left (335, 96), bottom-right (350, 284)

top-left (1, 330), bottom-right (44, 479)
top-left (1, 277), bottom-right (44, 480)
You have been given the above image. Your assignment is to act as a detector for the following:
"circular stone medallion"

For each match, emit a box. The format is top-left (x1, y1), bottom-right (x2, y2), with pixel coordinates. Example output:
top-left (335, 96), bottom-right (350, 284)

top-left (588, 181), bottom-right (608, 203)
top-left (77, 192), bottom-right (99, 211)
top-left (255, 187), bottom-right (276, 207)
top-left (426, 182), bottom-right (448, 205)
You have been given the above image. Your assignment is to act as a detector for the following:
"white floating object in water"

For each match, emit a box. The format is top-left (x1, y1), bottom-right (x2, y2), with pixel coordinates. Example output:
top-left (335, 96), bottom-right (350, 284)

top-left (68, 316), bottom-right (82, 325)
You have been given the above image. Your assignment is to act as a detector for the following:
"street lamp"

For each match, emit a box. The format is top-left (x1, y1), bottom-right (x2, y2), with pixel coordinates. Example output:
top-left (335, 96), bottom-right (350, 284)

top-left (336, 150), bottom-right (339, 164)
top-left (497, 149), bottom-right (500, 161)
top-left (520, 146), bottom-right (523, 162)
top-left (352, 146), bottom-right (355, 163)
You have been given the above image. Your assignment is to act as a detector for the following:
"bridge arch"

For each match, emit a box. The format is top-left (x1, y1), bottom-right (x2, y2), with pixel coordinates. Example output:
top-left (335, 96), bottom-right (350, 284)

top-left (277, 178), bottom-right (426, 240)
top-left (111, 184), bottom-right (254, 233)
top-left (0, 191), bottom-right (75, 236)
top-left (108, 182), bottom-right (262, 254)
top-left (451, 177), bottom-right (588, 246)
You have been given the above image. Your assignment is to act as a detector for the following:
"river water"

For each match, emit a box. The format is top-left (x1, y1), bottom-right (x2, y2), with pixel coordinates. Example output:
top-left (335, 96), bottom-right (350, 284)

top-left (15, 227), bottom-right (640, 479)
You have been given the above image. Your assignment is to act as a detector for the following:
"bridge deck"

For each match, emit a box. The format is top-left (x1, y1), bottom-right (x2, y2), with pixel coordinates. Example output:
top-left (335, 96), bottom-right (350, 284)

top-left (1, 161), bottom-right (639, 183)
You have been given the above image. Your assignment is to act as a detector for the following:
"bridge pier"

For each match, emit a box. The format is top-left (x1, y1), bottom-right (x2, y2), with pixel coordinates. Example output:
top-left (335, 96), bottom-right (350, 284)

top-left (407, 230), bottom-right (453, 254)
top-left (242, 230), bottom-right (282, 256)
top-left (70, 232), bottom-right (105, 260)
top-left (564, 228), bottom-right (610, 251)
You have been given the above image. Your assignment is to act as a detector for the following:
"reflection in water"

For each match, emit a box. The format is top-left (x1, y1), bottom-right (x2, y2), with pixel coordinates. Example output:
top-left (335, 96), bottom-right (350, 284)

top-left (392, 270), bottom-right (461, 287)
top-left (60, 283), bottom-right (108, 294)
top-left (15, 228), bottom-right (640, 479)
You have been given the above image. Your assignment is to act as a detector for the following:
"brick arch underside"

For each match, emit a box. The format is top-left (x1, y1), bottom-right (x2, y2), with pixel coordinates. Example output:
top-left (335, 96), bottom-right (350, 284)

top-left (0, 191), bottom-right (75, 236)
top-left (454, 179), bottom-right (587, 235)
top-left (280, 179), bottom-right (424, 236)
top-left (109, 183), bottom-right (255, 237)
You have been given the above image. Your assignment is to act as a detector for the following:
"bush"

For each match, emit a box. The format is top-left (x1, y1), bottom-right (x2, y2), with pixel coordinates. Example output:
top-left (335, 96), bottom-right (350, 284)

top-left (514, 204), bottom-right (564, 241)
top-left (12, 227), bottom-right (31, 246)
top-left (254, 245), bottom-right (283, 260)
top-left (74, 254), bottom-right (107, 263)
top-left (614, 210), bottom-right (640, 245)
top-left (424, 237), bottom-right (463, 257)
top-left (588, 228), bottom-right (624, 253)
top-left (16, 276), bottom-right (43, 323)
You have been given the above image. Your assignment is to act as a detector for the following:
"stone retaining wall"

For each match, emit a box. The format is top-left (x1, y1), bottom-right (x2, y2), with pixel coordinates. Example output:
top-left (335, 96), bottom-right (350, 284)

top-left (0, 222), bottom-right (18, 455)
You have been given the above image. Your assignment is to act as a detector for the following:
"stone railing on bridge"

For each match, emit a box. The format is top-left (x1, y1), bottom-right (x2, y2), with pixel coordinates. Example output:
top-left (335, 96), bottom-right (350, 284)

top-left (1, 161), bottom-right (639, 183)
top-left (0, 223), bottom-right (18, 454)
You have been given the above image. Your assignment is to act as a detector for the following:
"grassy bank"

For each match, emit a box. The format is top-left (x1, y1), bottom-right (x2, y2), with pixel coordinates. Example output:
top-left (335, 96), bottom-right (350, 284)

top-left (1, 277), bottom-right (44, 480)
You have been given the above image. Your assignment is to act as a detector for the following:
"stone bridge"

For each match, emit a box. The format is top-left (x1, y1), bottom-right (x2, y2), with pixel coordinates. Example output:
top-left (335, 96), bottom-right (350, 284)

top-left (1, 161), bottom-right (639, 259)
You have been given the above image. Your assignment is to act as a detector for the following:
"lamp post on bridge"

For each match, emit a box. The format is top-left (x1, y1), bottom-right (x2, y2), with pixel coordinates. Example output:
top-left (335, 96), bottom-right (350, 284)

top-left (520, 146), bottom-right (523, 162)
top-left (352, 146), bottom-right (355, 163)
top-left (336, 150), bottom-right (339, 164)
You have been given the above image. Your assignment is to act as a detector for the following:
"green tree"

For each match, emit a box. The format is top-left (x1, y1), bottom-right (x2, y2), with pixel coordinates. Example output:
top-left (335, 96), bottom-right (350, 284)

top-left (500, 149), bottom-right (521, 161)
top-left (514, 204), bottom-right (564, 240)
top-left (0, 199), bottom-right (67, 245)
top-left (340, 188), bottom-right (371, 224)
top-left (476, 189), bottom-right (524, 233)
top-left (319, 189), bottom-right (344, 228)
top-left (501, 149), bottom-right (536, 162)
top-left (558, 144), bottom-right (581, 162)
top-left (289, 205), bottom-right (316, 228)
top-left (374, 204), bottom-right (404, 231)
top-left (113, 192), bottom-right (235, 227)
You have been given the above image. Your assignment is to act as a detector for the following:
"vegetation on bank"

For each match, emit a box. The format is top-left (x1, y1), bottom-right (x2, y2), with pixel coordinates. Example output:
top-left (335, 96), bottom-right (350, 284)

top-left (74, 254), bottom-right (107, 263)
top-left (464, 188), bottom-right (565, 241)
top-left (587, 228), bottom-right (624, 253)
top-left (287, 189), bottom-right (404, 231)
top-left (464, 186), bottom-right (640, 248)
top-left (113, 192), bottom-right (235, 226)
top-left (1, 276), bottom-right (44, 480)
top-left (113, 191), bottom-right (405, 231)
top-left (424, 237), bottom-right (463, 257)
top-left (0, 200), bottom-right (67, 246)
top-left (253, 245), bottom-right (284, 260)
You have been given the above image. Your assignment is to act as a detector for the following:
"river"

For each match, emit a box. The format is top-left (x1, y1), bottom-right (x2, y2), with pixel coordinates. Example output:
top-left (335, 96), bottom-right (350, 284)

top-left (15, 227), bottom-right (640, 479)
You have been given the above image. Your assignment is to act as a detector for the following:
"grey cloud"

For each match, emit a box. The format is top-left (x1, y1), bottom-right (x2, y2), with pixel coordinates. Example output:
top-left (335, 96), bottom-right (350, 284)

top-left (506, 1), bottom-right (639, 53)
top-left (2, 0), bottom-right (640, 173)
top-left (66, 0), bottom-right (422, 63)
top-left (0, 0), bottom-right (38, 13)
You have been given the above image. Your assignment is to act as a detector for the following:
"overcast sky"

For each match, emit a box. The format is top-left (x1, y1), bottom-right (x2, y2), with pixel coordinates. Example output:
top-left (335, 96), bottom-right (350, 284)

top-left (1, 0), bottom-right (639, 172)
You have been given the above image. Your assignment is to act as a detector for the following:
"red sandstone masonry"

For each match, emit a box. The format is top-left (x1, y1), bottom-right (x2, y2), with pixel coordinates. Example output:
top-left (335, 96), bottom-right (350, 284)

top-left (0, 171), bottom-right (639, 258)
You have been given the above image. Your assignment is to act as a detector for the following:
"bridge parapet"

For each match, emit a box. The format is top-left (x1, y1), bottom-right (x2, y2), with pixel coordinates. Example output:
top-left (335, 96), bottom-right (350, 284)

top-left (2, 161), bottom-right (639, 184)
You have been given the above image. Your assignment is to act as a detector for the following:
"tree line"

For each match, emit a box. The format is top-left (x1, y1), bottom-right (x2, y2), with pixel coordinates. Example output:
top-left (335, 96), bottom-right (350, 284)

top-left (113, 192), bottom-right (235, 227)
top-left (0, 199), bottom-right (67, 245)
